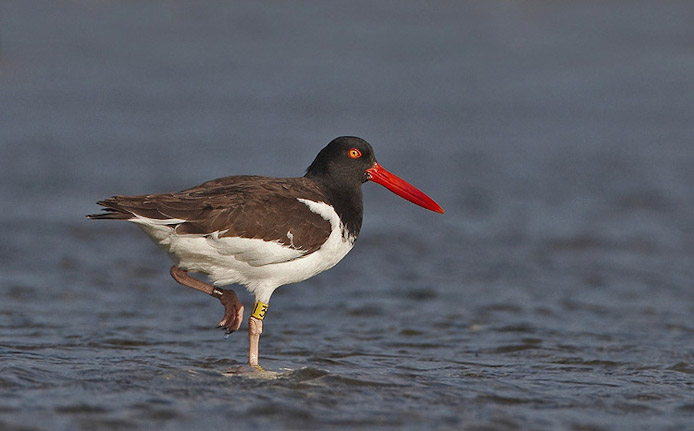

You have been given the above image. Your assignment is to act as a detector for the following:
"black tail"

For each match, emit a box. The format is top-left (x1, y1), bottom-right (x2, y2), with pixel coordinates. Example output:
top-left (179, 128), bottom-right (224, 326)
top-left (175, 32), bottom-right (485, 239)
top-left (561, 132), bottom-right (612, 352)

top-left (86, 199), bottom-right (133, 220)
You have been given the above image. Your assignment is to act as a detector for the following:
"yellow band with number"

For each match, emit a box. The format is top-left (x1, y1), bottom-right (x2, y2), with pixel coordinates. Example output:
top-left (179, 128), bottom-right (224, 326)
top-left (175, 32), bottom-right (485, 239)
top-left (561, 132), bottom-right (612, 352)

top-left (251, 301), bottom-right (269, 320)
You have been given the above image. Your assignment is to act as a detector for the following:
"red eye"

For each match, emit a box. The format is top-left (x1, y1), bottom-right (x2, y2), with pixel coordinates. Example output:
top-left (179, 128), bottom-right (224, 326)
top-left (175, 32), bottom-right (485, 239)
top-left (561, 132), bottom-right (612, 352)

top-left (348, 148), bottom-right (362, 159)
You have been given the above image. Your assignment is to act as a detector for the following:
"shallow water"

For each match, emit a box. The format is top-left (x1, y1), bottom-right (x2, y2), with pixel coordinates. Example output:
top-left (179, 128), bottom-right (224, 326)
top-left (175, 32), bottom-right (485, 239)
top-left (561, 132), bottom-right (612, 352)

top-left (2, 1), bottom-right (694, 430)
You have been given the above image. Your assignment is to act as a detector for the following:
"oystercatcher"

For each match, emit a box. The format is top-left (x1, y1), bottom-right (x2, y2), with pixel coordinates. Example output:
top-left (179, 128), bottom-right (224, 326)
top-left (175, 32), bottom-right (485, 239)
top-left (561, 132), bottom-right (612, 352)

top-left (88, 136), bottom-right (443, 367)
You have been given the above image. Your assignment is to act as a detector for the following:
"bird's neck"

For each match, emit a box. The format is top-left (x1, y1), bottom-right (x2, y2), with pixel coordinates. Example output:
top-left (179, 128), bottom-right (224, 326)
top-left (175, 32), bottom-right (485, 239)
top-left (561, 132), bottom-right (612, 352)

top-left (307, 175), bottom-right (364, 239)
top-left (328, 186), bottom-right (364, 240)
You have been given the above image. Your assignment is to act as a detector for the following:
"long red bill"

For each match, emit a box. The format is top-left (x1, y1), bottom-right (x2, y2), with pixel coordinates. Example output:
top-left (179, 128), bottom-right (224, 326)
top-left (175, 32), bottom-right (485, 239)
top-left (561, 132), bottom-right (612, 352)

top-left (366, 162), bottom-right (444, 214)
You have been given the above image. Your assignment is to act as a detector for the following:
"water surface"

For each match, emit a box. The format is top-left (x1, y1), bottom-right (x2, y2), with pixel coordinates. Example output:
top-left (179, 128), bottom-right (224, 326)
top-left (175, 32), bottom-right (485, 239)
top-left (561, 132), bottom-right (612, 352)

top-left (1, 1), bottom-right (693, 430)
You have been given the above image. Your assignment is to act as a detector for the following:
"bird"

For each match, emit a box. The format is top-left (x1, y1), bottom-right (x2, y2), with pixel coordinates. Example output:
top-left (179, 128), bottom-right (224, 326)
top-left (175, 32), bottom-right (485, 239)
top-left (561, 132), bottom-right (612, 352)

top-left (88, 136), bottom-right (443, 367)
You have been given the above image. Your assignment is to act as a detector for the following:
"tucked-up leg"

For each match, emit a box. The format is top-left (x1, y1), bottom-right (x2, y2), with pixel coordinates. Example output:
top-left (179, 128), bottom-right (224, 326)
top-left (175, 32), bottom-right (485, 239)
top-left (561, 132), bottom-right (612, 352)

top-left (170, 265), bottom-right (244, 333)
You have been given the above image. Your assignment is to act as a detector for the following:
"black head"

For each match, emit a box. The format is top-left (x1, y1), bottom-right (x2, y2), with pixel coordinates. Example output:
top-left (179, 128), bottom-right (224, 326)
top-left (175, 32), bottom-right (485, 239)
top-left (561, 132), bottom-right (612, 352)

top-left (305, 136), bottom-right (377, 186)
top-left (306, 136), bottom-right (445, 216)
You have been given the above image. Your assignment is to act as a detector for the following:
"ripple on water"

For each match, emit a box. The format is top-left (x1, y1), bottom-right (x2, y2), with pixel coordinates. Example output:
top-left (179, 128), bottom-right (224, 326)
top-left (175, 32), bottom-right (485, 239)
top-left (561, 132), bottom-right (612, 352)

top-left (0, 363), bottom-right (70, 390)
top-left (222, 366), bottom-right (329, 382)
top-left (551, 358), bottom-right (627, 368)
top-left (668, 362), bottom-right (694, 374)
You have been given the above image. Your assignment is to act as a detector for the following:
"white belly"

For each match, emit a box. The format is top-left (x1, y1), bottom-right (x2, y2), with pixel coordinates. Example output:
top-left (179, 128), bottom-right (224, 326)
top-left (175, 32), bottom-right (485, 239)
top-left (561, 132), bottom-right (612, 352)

top-left (130, 199), bottom-right (355, 303)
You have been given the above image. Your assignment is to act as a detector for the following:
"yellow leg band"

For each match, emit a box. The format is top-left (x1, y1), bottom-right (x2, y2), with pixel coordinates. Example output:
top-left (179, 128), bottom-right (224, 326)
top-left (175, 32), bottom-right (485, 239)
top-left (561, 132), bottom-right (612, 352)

top-left (250, 301), bottom-right (269, 320)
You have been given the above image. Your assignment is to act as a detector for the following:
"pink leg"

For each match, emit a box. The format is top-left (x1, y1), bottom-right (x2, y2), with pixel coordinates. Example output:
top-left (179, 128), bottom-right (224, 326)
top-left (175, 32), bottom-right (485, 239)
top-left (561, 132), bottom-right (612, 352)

top-left (170, 266), bottom-right (244, 333)
top-left (248, 316), bottom-right (263, 367)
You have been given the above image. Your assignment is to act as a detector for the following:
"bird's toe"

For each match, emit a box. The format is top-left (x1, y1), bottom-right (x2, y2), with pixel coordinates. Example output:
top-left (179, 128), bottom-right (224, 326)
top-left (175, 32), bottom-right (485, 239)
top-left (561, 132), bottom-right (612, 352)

top-left (217, 289), bottom-right (244, 334)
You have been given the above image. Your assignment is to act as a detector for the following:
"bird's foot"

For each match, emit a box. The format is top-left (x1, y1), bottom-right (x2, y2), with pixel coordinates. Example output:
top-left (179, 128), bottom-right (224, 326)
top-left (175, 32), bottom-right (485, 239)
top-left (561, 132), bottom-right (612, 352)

top-left (212, 288), bottom-right (244, 334)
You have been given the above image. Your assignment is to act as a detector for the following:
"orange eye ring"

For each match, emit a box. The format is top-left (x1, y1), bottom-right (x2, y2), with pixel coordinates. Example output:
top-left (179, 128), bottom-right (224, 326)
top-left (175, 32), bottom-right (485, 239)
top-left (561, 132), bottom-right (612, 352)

top-left (347, 148), bottom-right (362, 159)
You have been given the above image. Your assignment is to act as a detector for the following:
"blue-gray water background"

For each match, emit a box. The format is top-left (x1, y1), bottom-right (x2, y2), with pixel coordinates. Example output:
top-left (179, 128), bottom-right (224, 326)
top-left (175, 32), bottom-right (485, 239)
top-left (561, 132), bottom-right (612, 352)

top-left (1, 1), bottom-right (693, 430)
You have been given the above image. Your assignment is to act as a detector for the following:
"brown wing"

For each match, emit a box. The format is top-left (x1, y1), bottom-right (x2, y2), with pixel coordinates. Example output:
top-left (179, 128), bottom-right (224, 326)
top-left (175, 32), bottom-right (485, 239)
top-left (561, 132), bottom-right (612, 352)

top-left (89, 176), bottom-right (333, 255)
